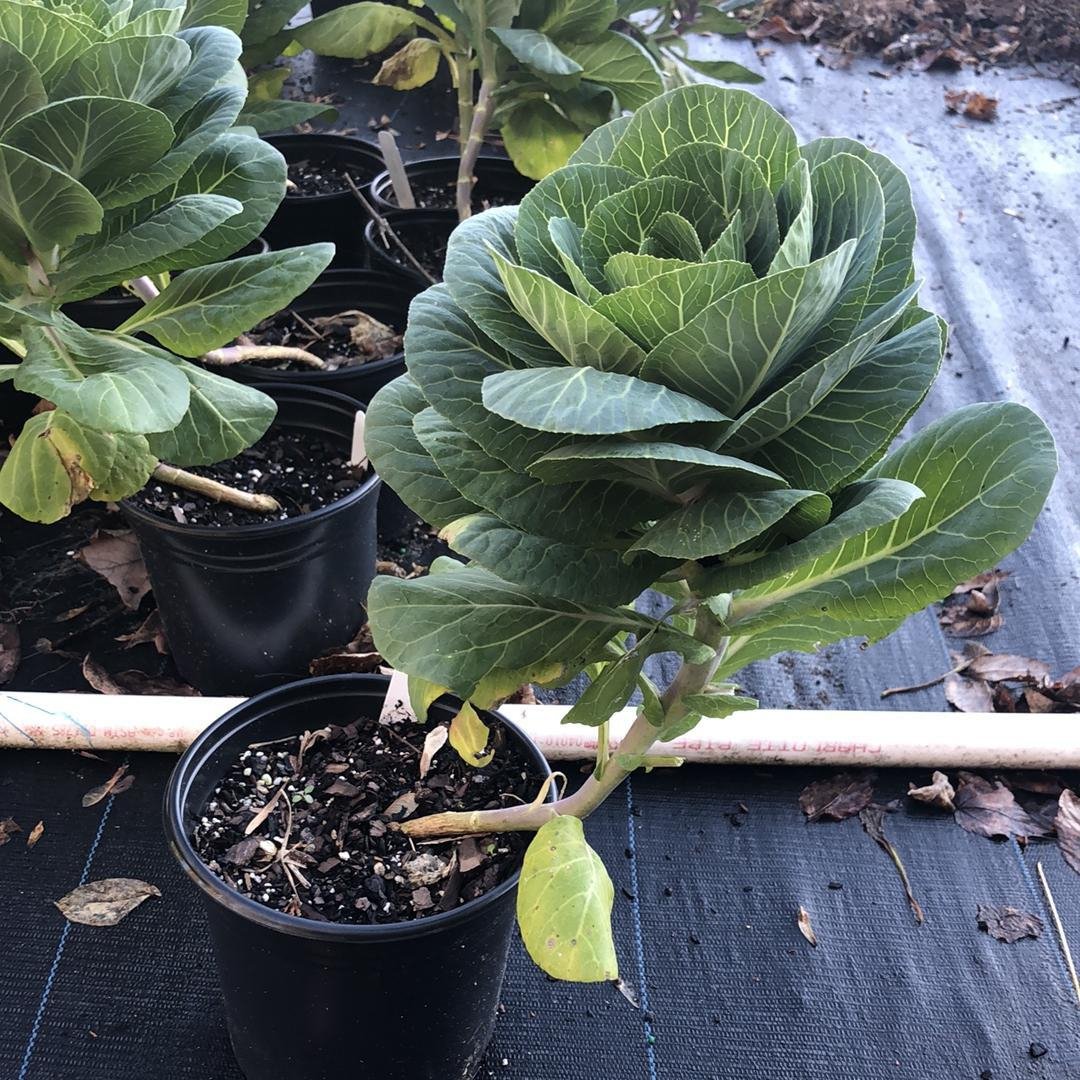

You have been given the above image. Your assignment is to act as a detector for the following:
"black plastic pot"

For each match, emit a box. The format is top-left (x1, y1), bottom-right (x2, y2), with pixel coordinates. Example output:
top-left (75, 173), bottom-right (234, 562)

top-left (164, 673), bottom-right (551, 1080)
top-left (219, 268), bottom-right (419, 405)
top-left (62, 236), bottom-right (272, 331)
top-left (370, 155), bottom-right (535, 215)
top-left (363, 211), bottom-right (455, 288)
top-left (122, 384), bottom-right (380, 696)
top-left (262, 134), bottom-right (383, 266)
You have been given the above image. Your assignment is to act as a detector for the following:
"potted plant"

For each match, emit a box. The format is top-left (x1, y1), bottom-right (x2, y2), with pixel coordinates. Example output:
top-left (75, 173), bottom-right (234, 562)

top-left (361, 84), bottom-right (1058, 986)
top-left (165, 671), bottom-right (554, 1079)
top-left (0, 3), bottom-right (380, 694)
top-left (293, 0), bottom-right (667, 220)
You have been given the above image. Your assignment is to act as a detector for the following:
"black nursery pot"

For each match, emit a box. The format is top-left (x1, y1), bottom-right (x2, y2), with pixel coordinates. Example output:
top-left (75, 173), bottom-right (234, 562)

top-left (370, 155), bottom-right (535, 215)
top-left (62, 236), bottom-right (272, 331)
top-left (122, 385), bottom-right (380, 696)
top-left (262, 134), bottom-right (383, 266)
top-left (363, 211), bottom-right (456, 288)
top-left (165, 673), bottom-right (552, 1080)
top-left (221, 268), bottom-right (419, 405)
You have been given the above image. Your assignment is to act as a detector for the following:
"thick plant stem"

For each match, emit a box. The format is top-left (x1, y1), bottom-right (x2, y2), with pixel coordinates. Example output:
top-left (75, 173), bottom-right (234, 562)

top-left (401, 607), bottom-right (728, 839)
top-left (455, 76), bottom-right (495, 222)
top-left (453, 53), bottom-right (474, 162)
top-left (152, 463), bottom-right (281, 514)
top-left (202, 345), bottom-right (326, 369)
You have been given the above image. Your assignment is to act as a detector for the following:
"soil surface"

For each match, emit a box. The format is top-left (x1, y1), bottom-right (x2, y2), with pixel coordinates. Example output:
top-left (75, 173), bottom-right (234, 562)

top-left (375, 228), bottom-right (449, 281)
top-left (246, 308), bottom-right (403, 371)
top-left (192, 713), bottom-right (544, 924)
top-left (384, 179), bottom-right (518, 213)
top-left (286, 157), bottom-right (355, 197)
top-left (132, 428), bottom-right (363, 527)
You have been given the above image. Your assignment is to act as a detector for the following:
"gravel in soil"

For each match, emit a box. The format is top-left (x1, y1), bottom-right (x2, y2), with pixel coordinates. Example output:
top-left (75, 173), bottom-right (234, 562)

top-left (193, 714), bottom-right (544, 924)
top-left (246, 308), bottom-right (403, 372)
top-left (286, 157), bottom-right (355, 197)
top-left (133, 428), bottom-right (364, 528)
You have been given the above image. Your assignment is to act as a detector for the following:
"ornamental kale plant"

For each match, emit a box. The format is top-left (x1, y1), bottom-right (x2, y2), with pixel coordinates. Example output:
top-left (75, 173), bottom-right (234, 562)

top-left (364, 85), bottom-right (1057, 981)
top-left (0, 0), bottom-right (334, 523)
top-left (293, 0), bottom-right (670, 216)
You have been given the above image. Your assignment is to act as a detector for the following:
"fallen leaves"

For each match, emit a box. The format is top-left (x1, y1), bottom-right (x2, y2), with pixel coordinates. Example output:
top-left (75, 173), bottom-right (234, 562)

top-left (0, 817), bottom-right (21, 845)
top-left (309, 623), bottom-right (383, 677)
top-left (115, 611), bottom-right (168, 655)
top-left (908, 771), bottom-right (956, 811)
top-left (27, 821), bottom-right (44, 849)
top-left (939, 570), bottom-right (1009, 637)
top-left (1055, 790), bottom-right (1080, 875)
top-left (0, 622), bottom-right (20, 684)
top-left (82, 764), bottom-right (135, 807)
top-left (976, 903), bottom-right (1043, 943)
top-left (748, 14), bottom-right (820, 43)
top-left (76, 531), bottom-right (150, 611)
top-left (419, 724), bottom-right (448, 780)
top-left (55, 878), bottom-right (160, 926)
top-left (886, 638), bottom-right (1077, 714)
top-left (796, 905), bottom-right (818, 946)
top-left (81, 655), bottom-right (199, 697)
top-left (799, 772), bottom-right (875, 821)
top-left (944, 89), bottom-right (999, 121)
top-left (860, 805), bottom-right (924, 924)
top-left (953, 772), bottom-right (1053, 841)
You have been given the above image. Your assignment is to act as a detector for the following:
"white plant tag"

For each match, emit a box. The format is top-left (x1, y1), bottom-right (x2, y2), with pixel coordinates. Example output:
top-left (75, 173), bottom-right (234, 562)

top-left (349, 409), bottom-right (367, 470)
top-left (378, 667), bottom-right (415, 726)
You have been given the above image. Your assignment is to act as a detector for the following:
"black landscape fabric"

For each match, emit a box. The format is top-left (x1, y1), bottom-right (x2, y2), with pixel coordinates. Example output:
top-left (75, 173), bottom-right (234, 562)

top-left (3, 32), bottom-right (1080, 1080)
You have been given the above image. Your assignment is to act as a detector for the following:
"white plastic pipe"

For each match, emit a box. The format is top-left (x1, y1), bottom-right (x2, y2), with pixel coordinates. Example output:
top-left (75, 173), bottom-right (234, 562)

top-left (0, 691), bottom-right (1074, 768)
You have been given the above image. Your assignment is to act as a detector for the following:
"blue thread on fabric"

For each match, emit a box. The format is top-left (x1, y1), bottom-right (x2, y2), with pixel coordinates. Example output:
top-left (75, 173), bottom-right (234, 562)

top-left (625, 776), bottom-right (659, 1080)
top-left (17, 795), bottom-right (117, 1080)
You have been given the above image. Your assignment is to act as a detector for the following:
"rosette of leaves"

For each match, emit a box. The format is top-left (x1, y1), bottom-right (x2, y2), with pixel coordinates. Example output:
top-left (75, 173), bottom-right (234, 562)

top-left (363, 85), bottom-right (1057, 983)
top-left (0, 0), bottom-right (334, 523)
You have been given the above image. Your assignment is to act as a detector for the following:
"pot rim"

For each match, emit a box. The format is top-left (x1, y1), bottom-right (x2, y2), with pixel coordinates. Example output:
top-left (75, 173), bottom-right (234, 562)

top-left (228, 268), bottom-right (418, 381)
top-left (164, 673), bottom-right (553, 942)
top-left (266, 132), bottom-right (383, 204)
top-left (121, 383), bottom-right (380, 540)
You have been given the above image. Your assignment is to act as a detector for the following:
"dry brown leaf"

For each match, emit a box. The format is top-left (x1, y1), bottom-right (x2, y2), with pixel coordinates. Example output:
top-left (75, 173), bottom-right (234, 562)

top-left (860, 805), bottom-right (924, 924)
top-left (244, 787), bottom-right (285, 836)
top-left (799, 772), bottom-right (875, 821)
top-left (976, 903), bottom-right (1043, 943)
top-left (944, 89), bottom-right (999, 120)
top-left (908, 771), bottom-right (956, 811)
top-left (953, 772), bottom-right (1053, 841)
top-left (944, 671), bottom-right (995, 712)
top-left (457, 837), bottom-right (486, 874)
top-left (419, 725), bottom-right (448, 780)
top-left (749, 13), bottom-right (818, 43)
top-left (309, 622), bottom-right (383, 676)
top-left (964, 653), bottom-right (1052, 685)
top-left (116, 611), bottom-right (168, 655)
top-left (77, 531), bottom-right (150, 611)
top-left (0, 817), bottom-right (21, 845)
top-left (939, 570), bottom-right (1008, 637)
top-left (796, 905), bottom-right (818, 946)
top-left (81, 655), bottom-right (198, 696)
top-left (1055, 789), bottom-right (1080, 875)
top-left (82, 764), bottom-right (133, 807)
top-left (0, 622), bottom-right (20, 684)
top-left (55, 878), bottom-right (160, 926)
